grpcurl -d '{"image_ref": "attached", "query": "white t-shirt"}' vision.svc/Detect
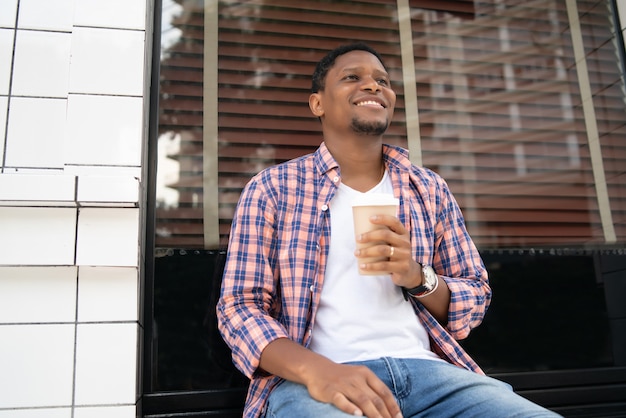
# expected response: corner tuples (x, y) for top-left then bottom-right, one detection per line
(310, 171), (442, 363)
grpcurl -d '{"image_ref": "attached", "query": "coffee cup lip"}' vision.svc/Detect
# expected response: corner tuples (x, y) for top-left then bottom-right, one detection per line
(351, 193), (399, 207)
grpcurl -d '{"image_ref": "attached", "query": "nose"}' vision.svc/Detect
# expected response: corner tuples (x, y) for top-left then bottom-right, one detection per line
(361, 75), (381, 92)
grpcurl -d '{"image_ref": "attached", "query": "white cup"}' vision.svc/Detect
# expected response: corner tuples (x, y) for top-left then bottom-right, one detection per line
(352, 193), (399, 275)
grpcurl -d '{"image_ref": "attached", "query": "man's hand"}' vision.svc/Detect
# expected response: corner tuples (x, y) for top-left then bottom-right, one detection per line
(354, 213), (421, 288)
(354, 214), (451, 323)
(260, 338), (402, 418)
(304, 359), (401, 418)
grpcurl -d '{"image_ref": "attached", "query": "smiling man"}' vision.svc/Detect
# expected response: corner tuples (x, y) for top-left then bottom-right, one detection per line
(217, 43), (561, 418)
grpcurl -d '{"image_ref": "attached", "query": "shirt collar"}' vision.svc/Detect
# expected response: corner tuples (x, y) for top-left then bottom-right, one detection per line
(313, 141), (414, 176)
(314, 142), (339, 176)
(382, 143), (413, 171)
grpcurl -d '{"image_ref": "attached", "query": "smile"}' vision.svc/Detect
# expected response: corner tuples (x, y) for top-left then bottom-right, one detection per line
(356, 100), (385, 108)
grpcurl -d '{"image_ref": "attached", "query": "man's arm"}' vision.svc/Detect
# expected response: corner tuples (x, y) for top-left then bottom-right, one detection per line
(354, 215), (451, 324)
(217, 178), (290, 378)
(260, 338), (402, 418)
(354, 176), (490, 331)
(433, 183), (491, 339)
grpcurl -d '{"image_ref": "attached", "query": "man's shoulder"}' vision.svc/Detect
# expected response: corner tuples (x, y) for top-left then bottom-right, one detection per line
(261, 151), (317, 176)
(383, 144), (446, 185)
(247, 150), (319, 190)
(410, 163), (444, 184)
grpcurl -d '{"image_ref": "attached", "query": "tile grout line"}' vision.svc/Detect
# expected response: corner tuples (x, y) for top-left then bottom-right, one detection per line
(71, 177), (80, 417)
(1, 0), (20, 173)
(70, 263), (79, 418)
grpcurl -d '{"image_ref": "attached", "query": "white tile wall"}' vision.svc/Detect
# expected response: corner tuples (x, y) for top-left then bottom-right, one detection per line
(0, 207), (76, 265)
(12, 30), (71, 97)
(0, 173), (75, 203)
(77, 175), (139, 205)
(0, 1), (150, 416)
(0, 0), (18, 28)
(75, 0), (146, 30)
(0, 324), (75, 408)
(66, 94), (143, 166)
(0, 96), (7, 164)
(17, 0), (75, 32)
(76, 208), (139, 266)
(0, 29), (13, 94)
(78, 267), (138, 322)
(74, 406), (135, 418)
(74, 323), (138, 405)
(69, 27), (145, 96)
(0, 267), (77, 323)
(65, 165), (142, 179)
(0, 408), (71, 418)
(5, 97), (67, 168)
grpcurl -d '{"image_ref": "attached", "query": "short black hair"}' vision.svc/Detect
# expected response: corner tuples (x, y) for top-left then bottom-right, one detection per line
(311, 43), (387, 93)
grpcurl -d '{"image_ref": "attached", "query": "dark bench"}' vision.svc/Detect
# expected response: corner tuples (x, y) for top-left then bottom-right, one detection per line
(494, 367), (626, 417)
(142, 388), (246, 417)
(142, 368), (626, 417)
(143, 251), (626, 417)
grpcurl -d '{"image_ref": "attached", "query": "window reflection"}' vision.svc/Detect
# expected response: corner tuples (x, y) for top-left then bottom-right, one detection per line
(147, 0), (626, 403)
(156, 0), (626, 250)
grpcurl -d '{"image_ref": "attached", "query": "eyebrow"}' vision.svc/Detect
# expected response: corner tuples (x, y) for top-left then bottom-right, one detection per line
(340, 67), (389, 77)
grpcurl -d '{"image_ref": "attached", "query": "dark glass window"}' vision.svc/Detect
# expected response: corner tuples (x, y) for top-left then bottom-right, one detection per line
(144, 0), (626, 416)
(463, 251), (612, 372)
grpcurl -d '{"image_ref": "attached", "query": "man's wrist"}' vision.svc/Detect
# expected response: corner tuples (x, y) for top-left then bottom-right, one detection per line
(403, 264), (438, 298)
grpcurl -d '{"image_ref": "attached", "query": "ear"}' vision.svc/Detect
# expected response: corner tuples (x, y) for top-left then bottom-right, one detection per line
(309, 93), (324, 117)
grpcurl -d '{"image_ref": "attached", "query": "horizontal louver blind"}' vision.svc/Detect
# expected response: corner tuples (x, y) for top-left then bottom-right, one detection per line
(408, 0), (625, 247)
(156, 0), (626, 249)
(158, 0), (405, 248)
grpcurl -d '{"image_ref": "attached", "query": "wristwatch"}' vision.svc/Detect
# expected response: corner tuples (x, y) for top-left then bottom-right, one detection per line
(404, 264), (438, 298)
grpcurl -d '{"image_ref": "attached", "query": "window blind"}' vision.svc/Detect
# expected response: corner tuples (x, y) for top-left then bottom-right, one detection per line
(156, 0), (626, 249)
(408, 0), (625, 247)
(158, 0), (406, 248)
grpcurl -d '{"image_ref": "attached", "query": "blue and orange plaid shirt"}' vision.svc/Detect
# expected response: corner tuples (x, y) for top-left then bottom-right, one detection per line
(217, 142), (491, 418)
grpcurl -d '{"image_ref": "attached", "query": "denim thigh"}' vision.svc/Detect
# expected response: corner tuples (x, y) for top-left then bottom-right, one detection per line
(347, 357), (562, 418)
(264, 379), (355, 418)
(265, 357), (562, 418)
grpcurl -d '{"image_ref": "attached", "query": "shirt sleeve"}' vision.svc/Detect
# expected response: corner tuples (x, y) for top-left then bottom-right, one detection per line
(216, 176), (290, 378)
(432, 177), (492, 341)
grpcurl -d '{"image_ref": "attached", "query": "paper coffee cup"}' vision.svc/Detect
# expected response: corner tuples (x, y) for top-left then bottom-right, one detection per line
(352, 193), (399, 275)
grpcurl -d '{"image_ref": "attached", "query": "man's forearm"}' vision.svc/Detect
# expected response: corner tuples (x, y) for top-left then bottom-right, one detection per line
(413, 275), (451, 324)
(259, 337), (332, 385)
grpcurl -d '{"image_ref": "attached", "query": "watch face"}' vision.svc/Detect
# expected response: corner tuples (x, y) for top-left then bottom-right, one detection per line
(422, 265), (437, 290)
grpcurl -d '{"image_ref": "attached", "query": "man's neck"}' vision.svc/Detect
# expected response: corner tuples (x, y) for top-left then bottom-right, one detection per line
(325, 136), (386, 192)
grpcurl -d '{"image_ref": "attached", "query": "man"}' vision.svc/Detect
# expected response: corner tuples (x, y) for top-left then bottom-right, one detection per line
(217, 43), (560, 418)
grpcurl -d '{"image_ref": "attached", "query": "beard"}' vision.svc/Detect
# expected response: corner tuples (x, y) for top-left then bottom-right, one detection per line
(350, 117), (388, 136)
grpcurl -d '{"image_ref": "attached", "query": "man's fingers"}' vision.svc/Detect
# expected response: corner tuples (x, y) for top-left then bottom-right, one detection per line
(330, 391), (364, 416)
(342, 371), (401, 418)
(368, 374), (403, 418)
(306, 363), (402, 418)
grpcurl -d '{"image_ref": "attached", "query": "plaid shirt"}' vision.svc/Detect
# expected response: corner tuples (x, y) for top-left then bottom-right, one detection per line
(217, 142), (491, 418)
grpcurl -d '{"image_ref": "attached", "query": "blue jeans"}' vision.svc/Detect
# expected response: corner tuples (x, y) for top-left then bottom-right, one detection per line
(265, 357), (562, 417)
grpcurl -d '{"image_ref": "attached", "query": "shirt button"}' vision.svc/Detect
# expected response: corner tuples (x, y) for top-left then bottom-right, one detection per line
(309, 285), (314, 292)
(321, 204), (328, 211)
(333, 176), (339, 183)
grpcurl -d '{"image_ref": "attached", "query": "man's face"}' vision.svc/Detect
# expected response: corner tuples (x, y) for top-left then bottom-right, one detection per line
(312, 50), (396, 136)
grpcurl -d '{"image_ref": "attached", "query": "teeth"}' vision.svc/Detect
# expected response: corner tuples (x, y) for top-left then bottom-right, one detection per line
(356, 100), (383, 107)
